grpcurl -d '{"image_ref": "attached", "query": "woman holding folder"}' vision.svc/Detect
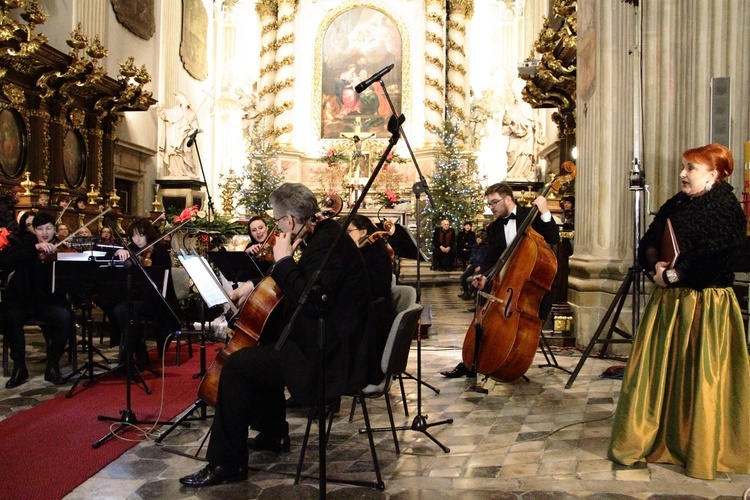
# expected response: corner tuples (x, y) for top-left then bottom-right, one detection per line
(608, 143), (750, 479)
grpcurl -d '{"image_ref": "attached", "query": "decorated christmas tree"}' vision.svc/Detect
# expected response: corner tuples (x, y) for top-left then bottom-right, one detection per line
(219, 120), (284, 217)
(420, 105), (486, 252)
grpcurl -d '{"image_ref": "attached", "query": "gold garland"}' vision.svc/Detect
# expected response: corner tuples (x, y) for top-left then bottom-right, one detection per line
(446, 82), (466, 98)
(446, 40), (466, 57)
(268, 100), (295, 117)
(447, 20), (466, 35)
(254, 0), (278, 18)
(446, 60), (466, 75)
(425, 11), (445, 27)
(260, 33), (295, 57)
(425, 31), (445, 49)
(424, 54), (444, 71)
(424, 76), (444, 93)
(258, 77), (295, 99)
(271, 124), (293, 137)
(447, 0), (475, 17)
(260, 55), (295, 77)
(423, 99), (444, 115)
(260, 21), (278, 36)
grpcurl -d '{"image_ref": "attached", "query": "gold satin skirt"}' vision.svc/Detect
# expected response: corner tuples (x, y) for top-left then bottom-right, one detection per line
(608, 286), (750, 479)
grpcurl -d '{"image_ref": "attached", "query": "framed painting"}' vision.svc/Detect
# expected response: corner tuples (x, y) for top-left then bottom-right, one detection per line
(63, 129), (86, 188)
(0, 107), (27, 178)
(319, 6), (403, 139)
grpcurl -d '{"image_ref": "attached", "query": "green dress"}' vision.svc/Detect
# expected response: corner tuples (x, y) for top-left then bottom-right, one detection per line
(608, 182), (750, 479)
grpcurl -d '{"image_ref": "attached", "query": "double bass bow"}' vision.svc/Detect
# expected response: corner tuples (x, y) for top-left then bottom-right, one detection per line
(197, 193), (343, 407)
(462, 163), (577, 382)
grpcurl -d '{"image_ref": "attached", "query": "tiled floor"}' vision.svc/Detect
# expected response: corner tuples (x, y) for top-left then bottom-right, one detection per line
(3, 269), (750, 499)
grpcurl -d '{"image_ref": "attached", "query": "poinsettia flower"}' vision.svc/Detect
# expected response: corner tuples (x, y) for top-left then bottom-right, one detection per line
(174, 205), (199, 223)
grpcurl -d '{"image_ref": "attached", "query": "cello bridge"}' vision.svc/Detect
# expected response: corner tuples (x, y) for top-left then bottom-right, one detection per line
(477, 290), (504, 304)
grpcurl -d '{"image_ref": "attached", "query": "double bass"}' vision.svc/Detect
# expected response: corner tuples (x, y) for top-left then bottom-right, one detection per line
(197, 194), (343, 407)
(462, 163), (577, 382)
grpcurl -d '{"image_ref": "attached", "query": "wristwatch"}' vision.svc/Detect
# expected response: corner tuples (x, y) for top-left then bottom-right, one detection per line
(664, 268), (679, 285)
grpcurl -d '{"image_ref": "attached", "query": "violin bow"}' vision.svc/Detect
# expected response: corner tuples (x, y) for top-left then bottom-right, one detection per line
(52, 207), (112, 251)
(55, 198), (73, 226)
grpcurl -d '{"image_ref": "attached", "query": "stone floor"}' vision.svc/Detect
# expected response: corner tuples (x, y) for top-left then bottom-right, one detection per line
(3, 265), (750, 499)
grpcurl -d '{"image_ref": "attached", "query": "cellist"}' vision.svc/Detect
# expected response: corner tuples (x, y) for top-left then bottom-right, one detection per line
(440, 182), (559, 378)
(180, 183), (372, 488)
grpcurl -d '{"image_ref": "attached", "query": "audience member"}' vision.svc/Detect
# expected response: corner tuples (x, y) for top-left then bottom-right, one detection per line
(432, 219), (456, 271)
(457, 229), (487, 300)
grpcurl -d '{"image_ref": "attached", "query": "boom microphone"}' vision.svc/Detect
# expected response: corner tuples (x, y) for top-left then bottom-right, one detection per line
(355, 64), (395, 93)
(186, 129), (199, 147)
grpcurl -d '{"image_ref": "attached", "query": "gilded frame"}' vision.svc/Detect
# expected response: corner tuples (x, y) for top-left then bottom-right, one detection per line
(314, 0), (410, 143)
(62, 128), (86, 188)
(0, 105), (28, 179)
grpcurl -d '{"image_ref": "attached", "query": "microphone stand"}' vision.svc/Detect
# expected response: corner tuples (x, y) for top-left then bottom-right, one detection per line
(366, 76), (452, 452)
(279, 113), (404, 496)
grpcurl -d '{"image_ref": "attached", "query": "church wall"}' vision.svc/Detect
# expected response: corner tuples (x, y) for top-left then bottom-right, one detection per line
(571, 0), (750, 350)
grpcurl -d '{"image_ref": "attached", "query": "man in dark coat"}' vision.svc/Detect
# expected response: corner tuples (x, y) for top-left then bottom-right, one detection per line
(180, 183), (372, 487)
(440, 182), (559, 378)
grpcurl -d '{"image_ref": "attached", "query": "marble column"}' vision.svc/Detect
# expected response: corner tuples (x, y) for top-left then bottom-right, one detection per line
(570, 0), (750, 350)
(423, 0), (446, 144)
(446, 0), (473, 135)
(256, 0), (279, 139)
(270, 0), (298, 144)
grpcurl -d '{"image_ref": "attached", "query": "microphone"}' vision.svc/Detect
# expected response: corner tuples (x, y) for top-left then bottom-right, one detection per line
(355, 64), (394, 93)
(186, 129), (199, 147)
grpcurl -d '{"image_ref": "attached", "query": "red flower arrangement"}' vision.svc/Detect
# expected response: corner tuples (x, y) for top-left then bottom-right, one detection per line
(174, 205), (199, 223)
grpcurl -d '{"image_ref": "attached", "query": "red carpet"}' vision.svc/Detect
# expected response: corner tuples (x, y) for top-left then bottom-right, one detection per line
(0, 348), (213, 500)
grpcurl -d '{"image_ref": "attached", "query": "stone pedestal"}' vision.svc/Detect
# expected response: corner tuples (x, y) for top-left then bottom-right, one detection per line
(156, 178), (206, 215)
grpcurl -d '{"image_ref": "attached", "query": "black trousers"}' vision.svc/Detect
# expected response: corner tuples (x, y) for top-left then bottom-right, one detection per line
(206, 344), (287, 468)
(2, 301), (75, 364)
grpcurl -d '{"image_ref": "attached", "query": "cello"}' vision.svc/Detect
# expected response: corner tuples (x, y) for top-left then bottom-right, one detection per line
(197, 194), (343, 407)
(462, 163), (577, 382)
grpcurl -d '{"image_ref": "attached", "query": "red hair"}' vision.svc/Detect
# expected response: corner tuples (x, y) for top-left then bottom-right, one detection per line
(682, 143), (734, 181)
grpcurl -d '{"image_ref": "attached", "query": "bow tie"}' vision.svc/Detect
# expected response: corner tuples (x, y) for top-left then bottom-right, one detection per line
(501, 213), (517, 225)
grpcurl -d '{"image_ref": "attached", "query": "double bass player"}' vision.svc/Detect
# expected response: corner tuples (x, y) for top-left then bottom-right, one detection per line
(440, 182), (559, 378)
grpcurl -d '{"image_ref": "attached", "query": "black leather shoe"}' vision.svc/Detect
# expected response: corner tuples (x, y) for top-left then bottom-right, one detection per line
(44, 363), (65, 385)
(440, 362), (476, 378)
(179, 464), (248, 488)
(5, 363), (29, 389)
(248, 433), (291, 453)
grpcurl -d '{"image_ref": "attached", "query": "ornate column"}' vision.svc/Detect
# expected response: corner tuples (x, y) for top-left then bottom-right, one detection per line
(270, 0), (298, 144)
(256, 0), (279, 139)
(423, 0), (446, 144)
(446, 0), (473, 137)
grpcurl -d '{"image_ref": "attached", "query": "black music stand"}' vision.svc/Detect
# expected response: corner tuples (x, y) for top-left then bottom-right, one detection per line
(53, 258), (114, 398)
(93, 258), (180, 449)
(155, 252), (237, 446)
(208, 251), (267, 287)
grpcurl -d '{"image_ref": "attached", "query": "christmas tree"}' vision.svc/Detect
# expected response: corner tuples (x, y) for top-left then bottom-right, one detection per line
(420, 105), (486, 252)
(219, 120), (284, 217)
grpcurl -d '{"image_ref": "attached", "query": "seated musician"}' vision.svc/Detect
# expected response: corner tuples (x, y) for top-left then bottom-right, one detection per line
(0, 212), (76, 388)
(241, 215), (272, 281)
(346, 214), (396, 382)
(440, 182), (559, 378)
(99, 218), (180, 367)
(180, 183), (373, 487)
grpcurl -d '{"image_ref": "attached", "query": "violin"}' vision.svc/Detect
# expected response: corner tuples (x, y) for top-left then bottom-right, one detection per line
(38, 208), (112, 262)
(139, 247), (153, 267)
(253, 231), (279, 263)
(357, 219), (396, 248)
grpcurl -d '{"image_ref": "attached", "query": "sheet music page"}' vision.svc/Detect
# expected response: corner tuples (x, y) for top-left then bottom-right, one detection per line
(178, 254), (238, 312)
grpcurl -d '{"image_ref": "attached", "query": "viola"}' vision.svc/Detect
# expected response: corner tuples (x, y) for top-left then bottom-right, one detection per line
(462, 162), (577, 382)
(197, 193), (343, 407)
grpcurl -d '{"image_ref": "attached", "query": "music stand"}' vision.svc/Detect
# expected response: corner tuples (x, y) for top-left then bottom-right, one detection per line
(155, 252), (237, 446)
(52, 257), (115, 398)
(93, 257), (181, 449)
(207, 251), (267, 287)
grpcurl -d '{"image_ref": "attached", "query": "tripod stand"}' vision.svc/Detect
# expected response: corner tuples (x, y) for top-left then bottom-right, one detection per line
(380, 182), (453, 453)
(93, 258), (177, 448)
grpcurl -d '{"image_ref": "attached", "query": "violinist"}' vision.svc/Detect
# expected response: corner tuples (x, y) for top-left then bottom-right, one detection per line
(242, 215), (272, 280)
(440, 182), (559, 378)
(0, 212), (76, 388)
(99, 218), (180, 367)
(181, 183), (372, 488)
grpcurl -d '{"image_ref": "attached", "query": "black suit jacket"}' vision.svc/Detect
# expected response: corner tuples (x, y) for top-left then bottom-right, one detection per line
(480, 204), (560, 275)
(271, 218), (371, 404)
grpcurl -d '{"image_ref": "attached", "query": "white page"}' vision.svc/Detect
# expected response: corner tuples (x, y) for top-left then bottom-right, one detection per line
(178, 254), (238, 312)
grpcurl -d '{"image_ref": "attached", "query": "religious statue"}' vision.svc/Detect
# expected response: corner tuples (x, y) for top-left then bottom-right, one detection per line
(502, 80), (546, 181)
(347, 132), (375, 179)
(156, 91), (201, 178)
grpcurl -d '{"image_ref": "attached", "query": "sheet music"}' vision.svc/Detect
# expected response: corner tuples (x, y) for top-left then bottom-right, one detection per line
(178, 254), (238, 312)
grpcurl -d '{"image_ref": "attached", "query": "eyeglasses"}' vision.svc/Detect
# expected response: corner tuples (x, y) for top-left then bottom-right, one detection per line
(273, 214), (288, 224)
(347, 228), (360, 234)
(487, 198), (503, 207)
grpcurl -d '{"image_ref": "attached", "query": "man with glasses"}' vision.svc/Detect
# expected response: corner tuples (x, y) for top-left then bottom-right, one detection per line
(440, 182), (559, 378)
(180, 183), (372, 487)
(0, 212), (76, 388)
